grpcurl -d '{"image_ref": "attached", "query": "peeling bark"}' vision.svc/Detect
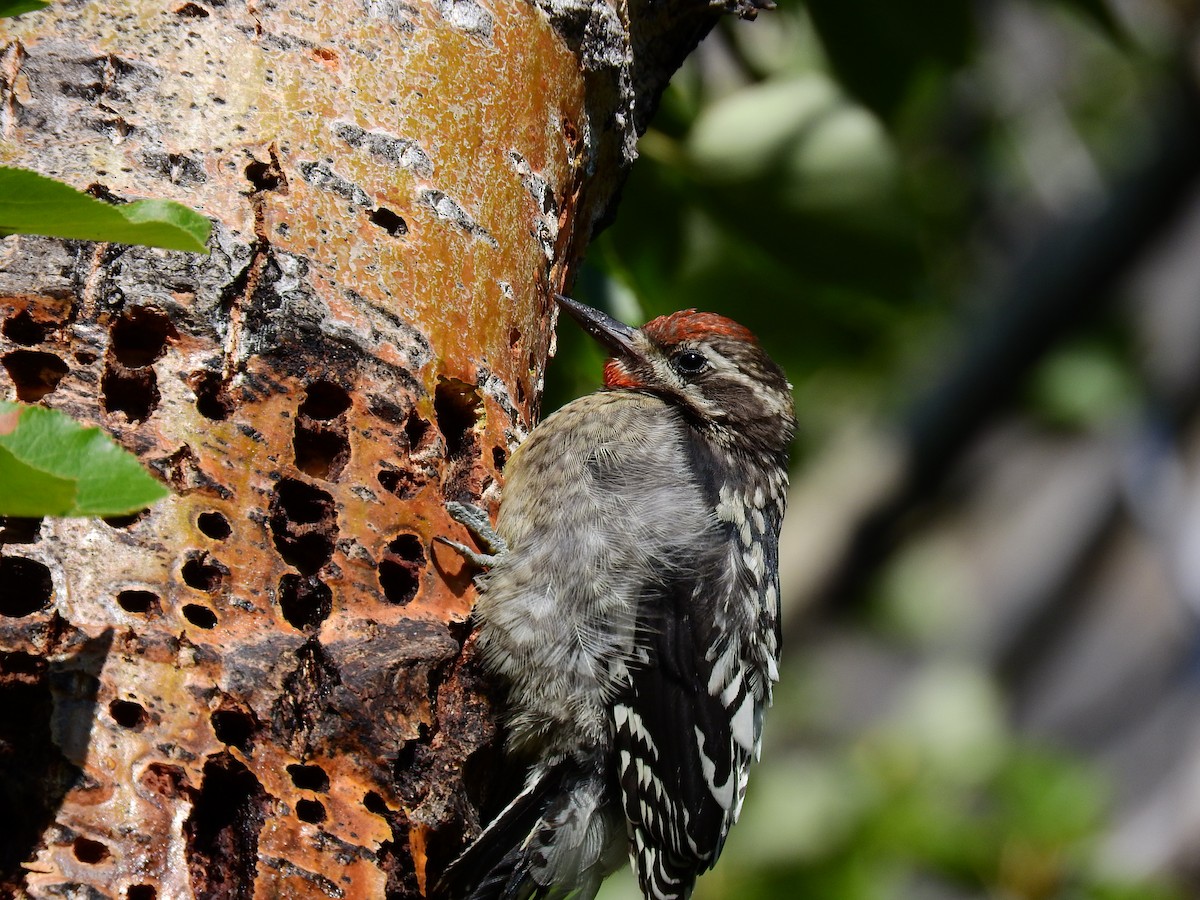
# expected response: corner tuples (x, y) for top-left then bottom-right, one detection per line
(0, 0), (757, 895)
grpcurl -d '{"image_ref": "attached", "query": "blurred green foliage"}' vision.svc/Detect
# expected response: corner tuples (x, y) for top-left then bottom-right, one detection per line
(706, 666), (1182, 900)
(581, 0), (1186, 897)
(553, 0), (1163, 448)
(601, 664), (1183, 900)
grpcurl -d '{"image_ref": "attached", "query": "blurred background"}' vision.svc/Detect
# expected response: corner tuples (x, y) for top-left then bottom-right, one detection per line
(551, 0), (1200, 896)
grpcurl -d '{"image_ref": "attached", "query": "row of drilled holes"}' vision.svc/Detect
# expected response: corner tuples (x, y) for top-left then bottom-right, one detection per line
(0, 520), (423, 627)
(3, 301), (508, 486)
(1, 330), (458, 628)
(0, 525), (420, 628)
(1, 305), (176, 422)
(177, 378), (436, 629)
(67, 834), (157, 899)
(0, 509), (232, 620)
(3, 298), (499, 872)
(4, 303), (496, 503)
(101, 698), (333, 828)
(3, 317), (493, 636)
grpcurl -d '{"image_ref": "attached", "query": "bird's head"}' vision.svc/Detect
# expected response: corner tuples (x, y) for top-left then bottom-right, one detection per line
(555, 295), (796, 456)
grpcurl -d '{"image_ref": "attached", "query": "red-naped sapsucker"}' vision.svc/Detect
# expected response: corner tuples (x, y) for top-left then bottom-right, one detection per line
(436, 295), (795, 900)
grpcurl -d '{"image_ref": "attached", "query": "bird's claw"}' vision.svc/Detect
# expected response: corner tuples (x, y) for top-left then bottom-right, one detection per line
(440, 501), (507, 569)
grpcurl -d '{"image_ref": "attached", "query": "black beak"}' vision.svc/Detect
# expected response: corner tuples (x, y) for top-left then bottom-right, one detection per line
(554, 295), (641, 360)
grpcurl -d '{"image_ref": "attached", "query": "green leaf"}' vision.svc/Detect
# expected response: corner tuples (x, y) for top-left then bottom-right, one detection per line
(0, 444), (78, 517)
(0, 401), (169, 517)
(0, 0), (49, 17)
(0, 166), (211, 253)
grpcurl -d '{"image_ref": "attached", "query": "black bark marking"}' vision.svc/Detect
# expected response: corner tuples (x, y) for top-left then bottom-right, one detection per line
(273, 639), (341, 753)
(184, 753), (270, 900)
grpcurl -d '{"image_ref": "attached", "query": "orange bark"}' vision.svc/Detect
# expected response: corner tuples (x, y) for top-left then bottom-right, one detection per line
(0, 0), (745, 895)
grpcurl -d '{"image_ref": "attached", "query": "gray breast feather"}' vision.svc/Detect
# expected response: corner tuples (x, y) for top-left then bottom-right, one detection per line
(474, 392), (714, 758)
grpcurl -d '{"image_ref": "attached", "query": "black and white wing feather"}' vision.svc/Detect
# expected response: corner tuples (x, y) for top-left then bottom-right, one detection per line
(612, 588), (766, 899)
(612, 446), (786, 900)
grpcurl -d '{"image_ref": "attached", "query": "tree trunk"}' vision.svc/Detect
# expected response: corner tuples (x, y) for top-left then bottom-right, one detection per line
(0, 0), (742, 896)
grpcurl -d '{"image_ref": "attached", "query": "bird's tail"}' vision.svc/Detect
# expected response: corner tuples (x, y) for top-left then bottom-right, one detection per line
(432, 758), (624, 900)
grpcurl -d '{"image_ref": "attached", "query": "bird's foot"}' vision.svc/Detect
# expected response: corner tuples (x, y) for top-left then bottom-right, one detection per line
(436, 501), (506, 569)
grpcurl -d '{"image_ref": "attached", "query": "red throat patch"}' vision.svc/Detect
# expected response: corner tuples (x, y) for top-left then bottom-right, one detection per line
(603, 358), (639, 389)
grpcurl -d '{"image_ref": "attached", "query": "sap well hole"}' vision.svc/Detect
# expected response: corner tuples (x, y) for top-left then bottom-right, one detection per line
(273, 479), (334, 525)
(269, 479), (336, 574)
(117, 590), (160, 614)
(110, 306), (177, 368)
(244, 159), (284, 192)
(103, 510), (148, 529)
(293, 422), (349, 481)
(379, 534), (424, 606)
(109, 699), (148, 730)
(101, 366), (159, 423)
(287, 763), (330, 792)
(0, 557), (53, 617)
(197, 511), (231, 540)
(434, 379), (481, 459)
(191, 370), (234, 421)
(278, 573), (332, 630)
(182, 604), (218, 629)
(2, 350), (69, 401)
(181, 552), (228, 593)
(0, 517), (42, 545)
(2, 310), (50, 345)
(295, 799), (327, 823)
(298, 381), (351, 420)
(369, 207), (408, 236)
(404, 409), (430, 450)
(211, 708), (255, 748)
(72, 836), (111, 864)
(377, 466), (418, 499)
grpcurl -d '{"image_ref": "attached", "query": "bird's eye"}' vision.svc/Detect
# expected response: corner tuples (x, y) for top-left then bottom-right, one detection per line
(672, 350), (708, 375)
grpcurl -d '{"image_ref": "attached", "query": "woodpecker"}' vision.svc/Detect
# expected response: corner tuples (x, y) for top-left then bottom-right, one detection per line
(436, 295), (795, 900)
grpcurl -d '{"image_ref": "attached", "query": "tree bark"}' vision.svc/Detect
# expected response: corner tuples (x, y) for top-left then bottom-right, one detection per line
(0, 0), (746, 897)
